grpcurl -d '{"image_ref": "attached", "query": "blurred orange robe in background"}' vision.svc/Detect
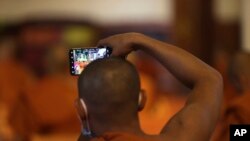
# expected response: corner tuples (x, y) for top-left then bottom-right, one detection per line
(1, 60), (81, 139)
(24, 75), (81, 134)
(138, 72), (186, 135)
(0, 60), (35, 139)
(212, 92), (250, 141)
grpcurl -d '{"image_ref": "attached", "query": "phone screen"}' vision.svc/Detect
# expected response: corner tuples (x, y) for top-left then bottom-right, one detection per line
(69, 47), (112, 75)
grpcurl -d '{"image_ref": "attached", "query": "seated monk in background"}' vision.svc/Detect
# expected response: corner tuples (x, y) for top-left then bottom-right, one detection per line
(0, 33), (36, 140)
(133, 57), (188, 134)
(7, 44), (81, 140)
(212, 51), (250, 141)
(24, 44), (81, 134)
(76, 33), (223, 141)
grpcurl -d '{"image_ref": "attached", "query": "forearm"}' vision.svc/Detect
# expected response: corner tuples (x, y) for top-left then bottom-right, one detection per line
(131, 33), (221, 89)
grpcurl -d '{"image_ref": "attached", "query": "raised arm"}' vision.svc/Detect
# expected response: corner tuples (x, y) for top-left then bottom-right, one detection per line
(98, 33), (223, 141)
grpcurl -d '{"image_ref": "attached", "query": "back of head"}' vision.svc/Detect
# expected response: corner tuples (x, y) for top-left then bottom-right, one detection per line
(78, 57), (140, 125)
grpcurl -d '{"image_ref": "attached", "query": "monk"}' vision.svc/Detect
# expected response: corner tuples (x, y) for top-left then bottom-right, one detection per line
(0, 34), (36, 140)
(5, 44), (81, 140)
(23, 44), (81, 134)
(127, 51), (188, 134)
(212, 51), (250, 141)
(76, 33), (223, 141)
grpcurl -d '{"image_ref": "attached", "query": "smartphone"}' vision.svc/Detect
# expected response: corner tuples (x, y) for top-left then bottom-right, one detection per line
(69, 47), (112, 75)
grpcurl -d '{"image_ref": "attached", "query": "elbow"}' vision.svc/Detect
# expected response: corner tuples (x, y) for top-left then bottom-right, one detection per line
(209, 68), (223, 87)
(207, 69), (224, 122)
(205, 68), (224, 98)
(196, 66), (224, 88)
(197, 66), (224, 94)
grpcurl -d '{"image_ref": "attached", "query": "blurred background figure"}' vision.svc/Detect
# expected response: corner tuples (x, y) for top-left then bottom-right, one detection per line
(212, 51), (250, 141)
(228, 52), (250, 95)
(0, 25), (36, 141)
(11, 43), (81, 139)
(0, 0), (250, 140)
(128, 52), (188, 134)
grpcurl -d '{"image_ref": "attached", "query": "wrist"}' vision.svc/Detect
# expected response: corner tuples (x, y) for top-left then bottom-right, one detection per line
(128, 32), (147, 51)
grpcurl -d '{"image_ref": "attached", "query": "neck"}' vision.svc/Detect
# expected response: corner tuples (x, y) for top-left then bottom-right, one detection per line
(78, 133), (90, 141)
(90, 118), (144, 137)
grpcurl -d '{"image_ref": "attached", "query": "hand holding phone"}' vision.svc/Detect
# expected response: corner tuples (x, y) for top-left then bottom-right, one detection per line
(69, 47), (112, 75)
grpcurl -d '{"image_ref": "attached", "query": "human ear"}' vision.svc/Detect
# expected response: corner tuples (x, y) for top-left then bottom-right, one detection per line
(75, 98), (88, 121)
(75, 98), (93, 136)
(138, 90), (146, 111)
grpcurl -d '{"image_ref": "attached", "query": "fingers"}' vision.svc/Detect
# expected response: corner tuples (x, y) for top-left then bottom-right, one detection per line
(96, 33), (135, 58)
(97, 38), (119, 57)
(97, 36), (114, 48)
(97, 39), (109, 48)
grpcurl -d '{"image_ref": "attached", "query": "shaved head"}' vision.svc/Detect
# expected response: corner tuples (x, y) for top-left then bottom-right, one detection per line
(78, 57), (140, 125)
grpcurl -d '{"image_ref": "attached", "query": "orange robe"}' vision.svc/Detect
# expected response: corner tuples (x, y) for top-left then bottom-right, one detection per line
(80, 132), (152, 141)
(24, 75), (81, 133)
(138, 72), (186, 134)
(0, 60), (34, 108)
(0, 60), (35, 139)
(212, 93), (250, 141)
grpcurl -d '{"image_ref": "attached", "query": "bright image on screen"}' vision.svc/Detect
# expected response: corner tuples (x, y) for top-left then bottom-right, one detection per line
(72, 48), (107, 74)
